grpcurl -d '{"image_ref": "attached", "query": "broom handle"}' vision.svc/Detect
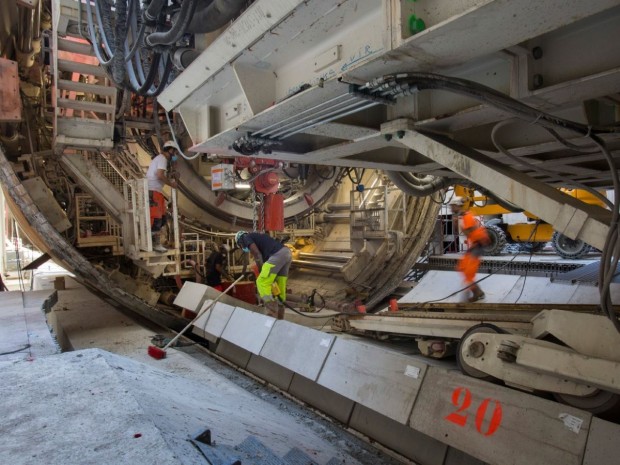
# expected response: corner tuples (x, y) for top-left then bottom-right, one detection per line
(163, 275), (245, 351)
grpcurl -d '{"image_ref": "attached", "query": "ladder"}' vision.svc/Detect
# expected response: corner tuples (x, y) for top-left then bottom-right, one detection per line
(52, 0), (116, 153)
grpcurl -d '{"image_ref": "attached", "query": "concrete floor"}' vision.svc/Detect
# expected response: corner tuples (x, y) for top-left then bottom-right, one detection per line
(0, 274), (407, 465)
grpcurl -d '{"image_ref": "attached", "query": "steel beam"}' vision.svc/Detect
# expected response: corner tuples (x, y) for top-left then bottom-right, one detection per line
(383, 119), (612, 250)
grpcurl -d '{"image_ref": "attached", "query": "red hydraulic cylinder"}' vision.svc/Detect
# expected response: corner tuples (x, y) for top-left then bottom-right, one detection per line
(261, 193), (284, 231)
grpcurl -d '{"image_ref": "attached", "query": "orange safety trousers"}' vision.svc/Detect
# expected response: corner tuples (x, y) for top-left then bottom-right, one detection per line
(456, 252), (480, 286)
(149, 191), (166, 226)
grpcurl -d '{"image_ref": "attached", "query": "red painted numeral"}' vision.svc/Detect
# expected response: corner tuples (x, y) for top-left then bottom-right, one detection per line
(445, 387), (503, 437)
(475, 398), (503, 436)
(445, 386), (471, 427)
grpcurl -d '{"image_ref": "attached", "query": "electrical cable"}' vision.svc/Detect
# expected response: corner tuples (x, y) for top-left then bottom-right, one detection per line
(164, 111), (200, 160)
(367, 73), (618, 136)
(0, 344), (31, 356)
(491, 120), (613, 208)
(278, 296), (351, 319)
(346, 168), (364, 185)
(589, 135), (620, 330)
(313, 165), (336, 181)
(513, 223), (540, 303)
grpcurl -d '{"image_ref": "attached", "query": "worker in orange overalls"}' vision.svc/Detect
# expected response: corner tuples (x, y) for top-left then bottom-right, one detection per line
(450, 196), (490, 302)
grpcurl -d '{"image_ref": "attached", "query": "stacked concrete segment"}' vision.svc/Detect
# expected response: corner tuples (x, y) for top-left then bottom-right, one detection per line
(180, 283), (620, 465)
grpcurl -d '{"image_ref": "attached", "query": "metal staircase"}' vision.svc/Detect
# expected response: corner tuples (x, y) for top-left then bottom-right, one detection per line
(52, 0), (116, 153)
(123, 179), (181, 277)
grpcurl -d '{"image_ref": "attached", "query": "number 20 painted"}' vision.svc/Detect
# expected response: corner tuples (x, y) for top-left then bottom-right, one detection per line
(445, 387), (503, 436)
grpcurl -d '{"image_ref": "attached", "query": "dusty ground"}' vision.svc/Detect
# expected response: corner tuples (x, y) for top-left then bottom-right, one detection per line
(178, 343), (409, 465)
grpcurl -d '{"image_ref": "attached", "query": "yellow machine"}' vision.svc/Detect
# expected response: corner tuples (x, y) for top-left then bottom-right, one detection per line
(454, 186), (607, 258)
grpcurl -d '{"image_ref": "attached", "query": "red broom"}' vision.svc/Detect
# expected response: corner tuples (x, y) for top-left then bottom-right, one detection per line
(148, 275), (244, 359)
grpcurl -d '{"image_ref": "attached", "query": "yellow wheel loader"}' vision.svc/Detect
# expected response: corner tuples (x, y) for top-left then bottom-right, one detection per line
(454, 186), (607, 258)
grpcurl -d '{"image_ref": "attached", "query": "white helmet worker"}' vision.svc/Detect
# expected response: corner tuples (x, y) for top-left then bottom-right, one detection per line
(162, 141), (179, 151)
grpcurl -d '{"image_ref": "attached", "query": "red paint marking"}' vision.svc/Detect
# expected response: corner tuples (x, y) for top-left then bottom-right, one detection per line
(445, 386), (471, 427)
(475, 398), (503, 436)
(445, 387), (503, 436)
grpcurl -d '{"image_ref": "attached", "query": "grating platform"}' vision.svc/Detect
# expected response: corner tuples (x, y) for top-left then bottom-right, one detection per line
(419, 253), (593, 279)
(551, 260), (620, 285)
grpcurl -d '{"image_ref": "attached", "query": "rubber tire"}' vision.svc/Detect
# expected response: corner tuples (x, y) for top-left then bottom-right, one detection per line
(456, 323), (507, 381)
(551, 231), (589, 259)
(554, 390), (620, 415)
(482, 225), (507, 256)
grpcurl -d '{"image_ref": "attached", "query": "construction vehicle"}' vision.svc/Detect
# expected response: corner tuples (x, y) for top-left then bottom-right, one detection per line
(454, 186), (608, 258)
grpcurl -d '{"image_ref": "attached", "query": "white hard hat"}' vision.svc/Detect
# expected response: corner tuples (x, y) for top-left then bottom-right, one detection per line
(450, 196), (466, 207)
(162, 141), (179, 151)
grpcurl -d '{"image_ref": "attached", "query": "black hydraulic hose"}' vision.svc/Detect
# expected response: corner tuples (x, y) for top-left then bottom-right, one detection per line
(125, 0), (147, 61)
(95, 0), (114, 59)
(146, 0), (199, 46)
(84, 0), (113, 65)
(140, 54), (174, 97)
(112, 0), (128, 84)
(476, 186), (524, 213)
(131, 51), (172, 96)
(387, 171), (453, 197)
(368, 73), (619, 136)
(186, 0), (245, 34)
(144, 0), (167, 22)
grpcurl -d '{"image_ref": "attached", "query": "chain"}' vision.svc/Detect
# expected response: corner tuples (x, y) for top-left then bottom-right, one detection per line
(259, 193), (265, 233)
(251, 184), (257, 232)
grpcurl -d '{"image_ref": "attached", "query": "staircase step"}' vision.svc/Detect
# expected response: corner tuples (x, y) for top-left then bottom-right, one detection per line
(57, 117), (114, 140)
(57, 37), (94, 56)
(55, 134), (114, 151)
(57, 98), (115, 114)
(58, 79), (117, 97)
(57, 59), (107, 78)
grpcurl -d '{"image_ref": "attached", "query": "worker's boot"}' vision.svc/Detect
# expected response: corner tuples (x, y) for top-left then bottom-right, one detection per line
(264, 299), (279, 318)
(276, 301), (285, 320)
(468, 285), (485, 303)
(152, 234), (168, 253)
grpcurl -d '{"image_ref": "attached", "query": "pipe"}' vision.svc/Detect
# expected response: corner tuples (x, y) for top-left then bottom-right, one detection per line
(186, 0), (246, 34)
(31, 0), (42, 53)
(16, 0), (38, 68)
(324, 203), (350, 212)
(146, 0), (199, 47)
(297, 252), (351, 263)
(315, 212), (350, 223)
(172, 48), (201, 70)
(17, 4), (34, 52)
(387, 171), (453, 197)
(292, 259), (343, 271)
(144, 0), (167, 22)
